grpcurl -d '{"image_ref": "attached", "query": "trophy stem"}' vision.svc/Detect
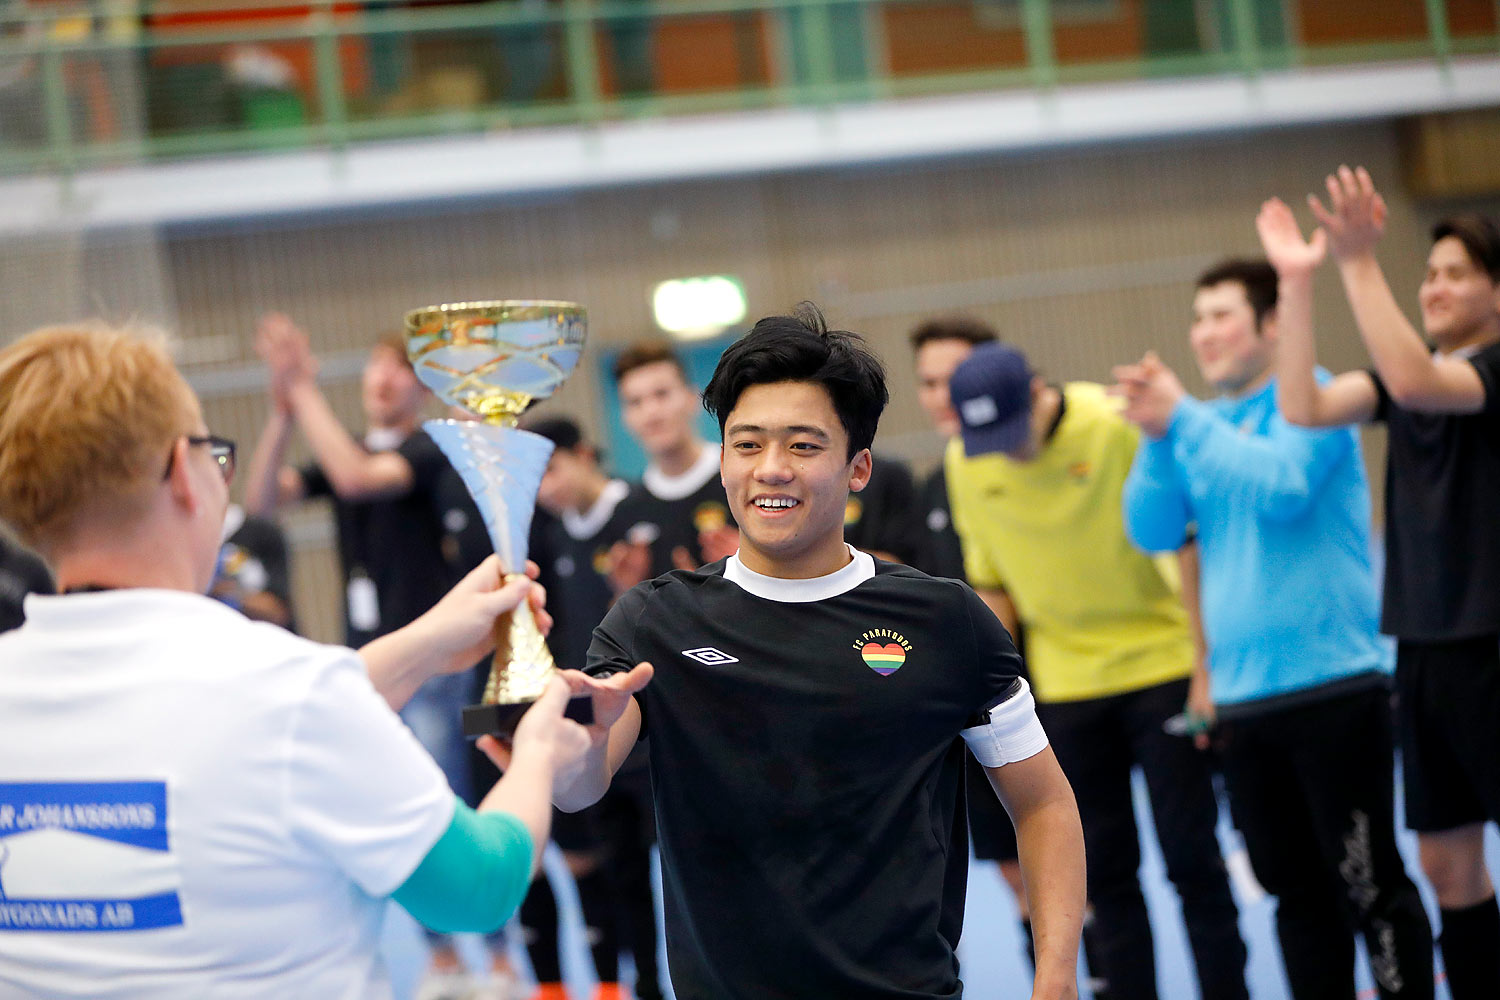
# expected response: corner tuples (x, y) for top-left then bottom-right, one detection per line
(484, 579), (555, 706)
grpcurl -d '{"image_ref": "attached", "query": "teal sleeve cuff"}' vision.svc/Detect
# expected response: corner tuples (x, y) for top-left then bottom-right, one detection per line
(390, 797), (534, 934)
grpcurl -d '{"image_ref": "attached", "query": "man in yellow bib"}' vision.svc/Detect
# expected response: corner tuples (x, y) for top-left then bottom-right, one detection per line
(945, 343), (1246, 1000)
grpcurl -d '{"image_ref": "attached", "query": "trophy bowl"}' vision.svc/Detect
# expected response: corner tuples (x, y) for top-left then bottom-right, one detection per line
(404, 300), (593, 736)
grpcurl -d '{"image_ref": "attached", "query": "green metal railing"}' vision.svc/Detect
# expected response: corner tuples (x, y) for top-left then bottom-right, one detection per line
(0, 0), (1493, 176)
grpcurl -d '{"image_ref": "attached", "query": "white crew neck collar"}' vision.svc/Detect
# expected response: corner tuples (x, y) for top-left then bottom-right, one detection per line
(562, 479), (630, 541)
(364, 427), (407, 452)
(723, 545), (875, 603)
(642, 444), (720, 501)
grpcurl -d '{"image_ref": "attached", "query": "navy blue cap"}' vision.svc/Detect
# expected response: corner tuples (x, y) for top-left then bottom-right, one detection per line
(949, 343), (1034, 457)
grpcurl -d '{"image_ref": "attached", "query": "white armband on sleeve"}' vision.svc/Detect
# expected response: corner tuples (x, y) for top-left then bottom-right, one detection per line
(961, 678), (1049, 768)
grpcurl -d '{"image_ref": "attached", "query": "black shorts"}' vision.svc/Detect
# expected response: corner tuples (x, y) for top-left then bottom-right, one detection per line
(1395, 635), (1500, 833)
(964, 752), (1019, 862)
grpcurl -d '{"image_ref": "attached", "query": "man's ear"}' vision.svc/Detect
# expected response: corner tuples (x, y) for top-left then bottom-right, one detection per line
(1259, 306), (1280, 342)
(848, 449), (874, 494)
(164, 437), (200, 516)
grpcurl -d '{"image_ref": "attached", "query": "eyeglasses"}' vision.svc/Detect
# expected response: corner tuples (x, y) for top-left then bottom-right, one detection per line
(162, 434), (237, 484)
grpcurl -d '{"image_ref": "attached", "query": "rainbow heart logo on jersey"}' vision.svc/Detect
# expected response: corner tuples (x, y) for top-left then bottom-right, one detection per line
(852, 628), (912, 676)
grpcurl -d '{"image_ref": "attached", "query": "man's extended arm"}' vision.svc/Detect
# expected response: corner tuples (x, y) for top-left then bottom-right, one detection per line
(1256, 196), (1380, 428)
(1310, 166), (1487, 413)
(987, 749), (1085, 1000)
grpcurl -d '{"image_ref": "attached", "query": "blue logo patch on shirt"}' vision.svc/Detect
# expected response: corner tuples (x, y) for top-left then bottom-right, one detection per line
(0, 781), (182, 932)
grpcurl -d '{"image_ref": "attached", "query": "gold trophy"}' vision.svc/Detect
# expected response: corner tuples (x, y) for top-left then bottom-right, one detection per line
(405, 300), (592, 736)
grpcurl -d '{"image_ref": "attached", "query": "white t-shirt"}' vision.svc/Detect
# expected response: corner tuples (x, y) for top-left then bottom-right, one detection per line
(0, 589), (454, 999)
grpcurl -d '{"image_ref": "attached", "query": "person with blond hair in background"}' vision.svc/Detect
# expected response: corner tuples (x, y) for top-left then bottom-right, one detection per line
(0, 321), (600, 998)
(1260, 166), (1500, 999)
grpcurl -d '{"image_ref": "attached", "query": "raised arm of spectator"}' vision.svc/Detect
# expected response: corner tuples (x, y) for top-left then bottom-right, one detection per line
(1310, 166), (1487, 413)
(264, 313), (418, 500)
(244, 319), (314, 515)
(1115, 366), (1192, 552)
(1256, 196), (1380, 427)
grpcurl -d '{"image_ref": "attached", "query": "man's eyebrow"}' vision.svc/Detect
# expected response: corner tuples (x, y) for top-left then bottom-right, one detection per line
(726, 422), (831, 440)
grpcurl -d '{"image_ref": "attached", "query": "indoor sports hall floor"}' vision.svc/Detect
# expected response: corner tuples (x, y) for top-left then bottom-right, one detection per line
(382, 769), (1500, 999)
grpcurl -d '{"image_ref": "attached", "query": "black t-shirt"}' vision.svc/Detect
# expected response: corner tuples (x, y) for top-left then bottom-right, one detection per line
(531, 480), (634, 671)
(214, 511), (297, 632)
(300, 429), (459, 646)
(586, 557), (1022, 999)
(1371, 340), (1500, 640)
(0, 533), (52, 633)
(913, 465), (967, 581)
(610, 451), (735, 578)
(844, 454), (920, 565)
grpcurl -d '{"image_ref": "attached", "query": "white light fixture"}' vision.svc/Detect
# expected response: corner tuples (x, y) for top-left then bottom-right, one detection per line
(652, 276), (748, 341)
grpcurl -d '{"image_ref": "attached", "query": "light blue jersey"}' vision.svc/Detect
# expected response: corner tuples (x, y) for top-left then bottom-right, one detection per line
(1123, 375), (1389, 713)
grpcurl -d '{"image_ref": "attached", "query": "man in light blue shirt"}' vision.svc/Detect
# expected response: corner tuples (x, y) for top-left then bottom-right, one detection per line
(1115, 259), (1434, 1000)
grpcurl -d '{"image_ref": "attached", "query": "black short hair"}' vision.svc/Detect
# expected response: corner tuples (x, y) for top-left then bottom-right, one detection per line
(702, 303), (887, 460)
(1433, 215), (1500, 283)
(1195, 258), (1279, 328)
(908, 316), (999, 351)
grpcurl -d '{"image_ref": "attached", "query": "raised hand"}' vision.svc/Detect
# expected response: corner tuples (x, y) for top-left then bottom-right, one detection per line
(1307, 165), (1387, 262)
(1256, 197), (1327, 276)
(1110, 351), (1184, 439)
(255, 312), (319, 412)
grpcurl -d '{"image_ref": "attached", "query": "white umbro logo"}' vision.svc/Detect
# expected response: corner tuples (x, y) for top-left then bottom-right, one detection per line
(681, 647), (740, 666)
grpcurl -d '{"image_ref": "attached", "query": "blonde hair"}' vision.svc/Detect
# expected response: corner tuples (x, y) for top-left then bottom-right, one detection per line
(0, 322), (198, 554)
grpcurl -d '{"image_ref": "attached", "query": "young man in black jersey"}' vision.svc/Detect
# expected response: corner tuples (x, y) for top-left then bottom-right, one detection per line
(605, 341), (737, 592)
(557, 306), (1086, 999)
(1261, 167), (1500, 999)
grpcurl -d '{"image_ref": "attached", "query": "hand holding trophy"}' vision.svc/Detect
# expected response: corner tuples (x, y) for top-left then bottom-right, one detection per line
(405, 300), (593, 736)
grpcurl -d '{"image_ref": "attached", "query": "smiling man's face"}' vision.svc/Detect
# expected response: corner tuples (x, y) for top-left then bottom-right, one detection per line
(721, 380), (870, 579)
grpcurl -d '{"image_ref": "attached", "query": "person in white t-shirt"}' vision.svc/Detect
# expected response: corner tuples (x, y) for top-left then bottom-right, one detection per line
(0, 322), (636, 999)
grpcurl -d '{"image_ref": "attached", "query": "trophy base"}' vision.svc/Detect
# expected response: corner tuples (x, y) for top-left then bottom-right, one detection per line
(463, 695), (595, 738)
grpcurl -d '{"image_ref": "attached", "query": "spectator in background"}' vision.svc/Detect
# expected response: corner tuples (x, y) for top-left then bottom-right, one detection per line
(1117, 257), (1434, 999)
(0, 320), (589, 996)
(211, 503), (296, 630)
(946, 342), (1248, 1000)
(242, 313), (489, 1000)
(841, 453), (919, 565)
(1264, 167), (1500, 1000)
(606, 341), (736, 592)
(0, 526), (52, 632)
(907, 315), (1040, 969)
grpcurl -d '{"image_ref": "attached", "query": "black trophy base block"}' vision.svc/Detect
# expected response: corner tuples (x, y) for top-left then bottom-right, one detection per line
(463, 695), (595, 738)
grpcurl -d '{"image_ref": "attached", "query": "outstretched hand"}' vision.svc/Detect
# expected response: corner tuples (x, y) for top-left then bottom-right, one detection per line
(1307, 165), (1387, 263)
(1256, 197), (1327, 276)
(558, 663), (654, 750)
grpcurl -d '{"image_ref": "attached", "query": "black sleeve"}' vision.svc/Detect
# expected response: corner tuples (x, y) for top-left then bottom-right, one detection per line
(398, 431), (451, 495)
(585, 583), (647, 679)
(299, 462), (331, 499)
(1468, 342), (1500, 415)
(959, 582), (1024, 713)
(585, 583), (651, 734)
(1365, 368), (1391, 423)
